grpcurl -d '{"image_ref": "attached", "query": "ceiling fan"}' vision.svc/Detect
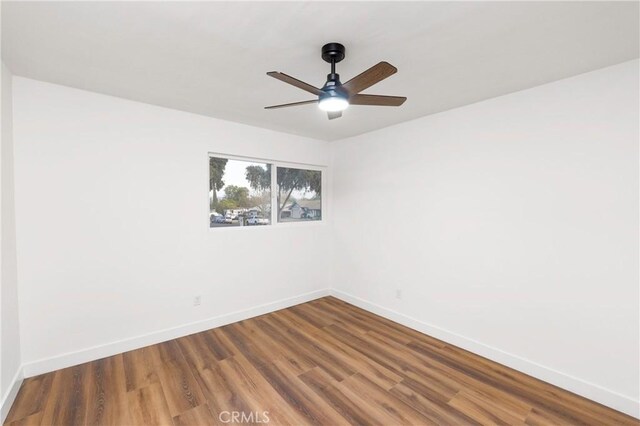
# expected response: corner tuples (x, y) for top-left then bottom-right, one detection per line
(265, 43), (406, 120)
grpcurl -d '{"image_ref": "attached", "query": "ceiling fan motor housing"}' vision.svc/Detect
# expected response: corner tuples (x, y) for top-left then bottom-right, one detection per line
(322, 72), (344, 94)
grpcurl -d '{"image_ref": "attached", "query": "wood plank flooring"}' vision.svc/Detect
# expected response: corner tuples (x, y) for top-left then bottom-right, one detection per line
(5, 297), (638, 425)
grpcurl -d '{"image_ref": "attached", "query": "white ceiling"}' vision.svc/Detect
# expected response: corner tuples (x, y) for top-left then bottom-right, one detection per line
(2, 1), (638, 141)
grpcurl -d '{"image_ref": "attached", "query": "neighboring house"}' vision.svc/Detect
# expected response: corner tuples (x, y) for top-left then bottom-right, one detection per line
(289, 200), (321, 219)
(280, 208), (292, 219)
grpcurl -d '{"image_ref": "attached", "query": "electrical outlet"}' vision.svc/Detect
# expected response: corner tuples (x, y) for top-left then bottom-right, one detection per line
(396, 289), (402, 299)
(193, 295), (201, 306)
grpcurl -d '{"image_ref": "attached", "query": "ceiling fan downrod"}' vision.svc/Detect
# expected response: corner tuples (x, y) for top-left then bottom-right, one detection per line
(321, 42), (345, 90)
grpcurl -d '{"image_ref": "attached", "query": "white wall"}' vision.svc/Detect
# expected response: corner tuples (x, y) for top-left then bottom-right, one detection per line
(1, 61), (22, 419)
(11, 77), (331, 374)
(331, 60), (639, 416)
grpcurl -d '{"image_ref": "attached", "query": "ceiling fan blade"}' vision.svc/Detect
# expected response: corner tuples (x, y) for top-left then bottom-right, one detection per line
(267, 72), (323, 96)
(327, 111), (342, 120)
(341, 62), (398, 95)
(264, 100), (318, 109)
(349, 94), (406, 106)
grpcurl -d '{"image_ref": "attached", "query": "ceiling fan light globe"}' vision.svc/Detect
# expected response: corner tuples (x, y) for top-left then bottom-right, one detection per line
(318, 96), (349, 112)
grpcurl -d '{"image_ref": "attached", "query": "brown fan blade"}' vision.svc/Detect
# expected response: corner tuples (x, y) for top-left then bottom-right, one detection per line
(264, 100), (318, 110)
(341, 62), (398, 95)
(327, 111), (342, 120)
(267, 72), (323, 96)
(349, 94), (406, 106)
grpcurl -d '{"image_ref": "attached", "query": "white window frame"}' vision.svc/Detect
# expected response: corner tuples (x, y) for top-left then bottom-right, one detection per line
(208, 152), (327, 231)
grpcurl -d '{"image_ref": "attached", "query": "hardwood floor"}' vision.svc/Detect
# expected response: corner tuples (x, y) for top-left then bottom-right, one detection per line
(5, 297), (638, 426)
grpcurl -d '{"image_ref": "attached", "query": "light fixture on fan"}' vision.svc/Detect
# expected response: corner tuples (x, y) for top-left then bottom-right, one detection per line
(265, 43), (406, 120)
(318, 95), (349, 112)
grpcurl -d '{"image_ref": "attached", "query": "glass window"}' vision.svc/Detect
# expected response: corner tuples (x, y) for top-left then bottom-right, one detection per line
(209, 157), (271, 227)
(276, 167), (322, 222)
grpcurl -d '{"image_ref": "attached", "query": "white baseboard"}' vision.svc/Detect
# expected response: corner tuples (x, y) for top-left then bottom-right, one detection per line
(22, 289), (330, 378)
(1, 367), (23, 424)
(330, 289), (640, 419)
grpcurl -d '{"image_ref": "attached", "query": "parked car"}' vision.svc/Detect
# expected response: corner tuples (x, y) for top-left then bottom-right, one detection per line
(247, 216), (269, 225)
(224, 215), (233, 224)
(213, 216), (226, 224)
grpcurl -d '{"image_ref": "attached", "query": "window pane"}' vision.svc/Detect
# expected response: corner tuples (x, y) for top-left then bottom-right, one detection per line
(209, 157), (271, 228)
(277, 167), (322, 222)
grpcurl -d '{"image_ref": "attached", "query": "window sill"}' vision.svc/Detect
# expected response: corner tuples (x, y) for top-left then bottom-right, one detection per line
(208, 221), (326, 232)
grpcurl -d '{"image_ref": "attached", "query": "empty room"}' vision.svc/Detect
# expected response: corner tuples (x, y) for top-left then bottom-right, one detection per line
(1, 1), (638, 425)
